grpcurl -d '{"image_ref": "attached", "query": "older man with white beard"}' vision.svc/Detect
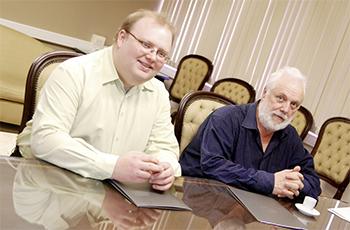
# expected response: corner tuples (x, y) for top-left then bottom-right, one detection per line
(179, 66), (321, 201)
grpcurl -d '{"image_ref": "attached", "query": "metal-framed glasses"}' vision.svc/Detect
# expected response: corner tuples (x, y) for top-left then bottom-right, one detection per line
(125, 30), (169, 62)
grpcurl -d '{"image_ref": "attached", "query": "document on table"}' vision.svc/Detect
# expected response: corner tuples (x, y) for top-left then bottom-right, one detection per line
(227, 186), (306, 229)
(328, 207), (350, 222)
(107, 179), (192, 211)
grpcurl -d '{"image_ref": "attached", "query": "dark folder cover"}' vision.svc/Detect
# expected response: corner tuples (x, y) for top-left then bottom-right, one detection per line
(227, 186), (306, 229)
(108, 179), (192, 211)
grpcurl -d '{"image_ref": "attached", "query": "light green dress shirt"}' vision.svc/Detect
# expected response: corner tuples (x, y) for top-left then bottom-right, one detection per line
(17, 46), (181, 179)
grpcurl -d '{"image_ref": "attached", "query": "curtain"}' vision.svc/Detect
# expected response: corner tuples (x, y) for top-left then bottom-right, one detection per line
(161, 0), (350, 132)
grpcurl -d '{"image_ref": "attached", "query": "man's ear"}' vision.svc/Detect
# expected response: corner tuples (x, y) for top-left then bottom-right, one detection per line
(115, 30), (127, 48)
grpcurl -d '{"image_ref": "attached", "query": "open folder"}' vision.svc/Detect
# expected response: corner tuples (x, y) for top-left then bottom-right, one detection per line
(227, 186), (306, 229)
(107, 179), (192, 211)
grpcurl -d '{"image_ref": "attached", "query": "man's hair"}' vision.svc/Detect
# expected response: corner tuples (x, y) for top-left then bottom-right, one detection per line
(116, 9), (176, 44)
(265, 66), (307, 96)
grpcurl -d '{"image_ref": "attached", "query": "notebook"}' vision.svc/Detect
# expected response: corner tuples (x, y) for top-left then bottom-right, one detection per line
(107, 179), (192, 211)
(227, 186), (306, 229)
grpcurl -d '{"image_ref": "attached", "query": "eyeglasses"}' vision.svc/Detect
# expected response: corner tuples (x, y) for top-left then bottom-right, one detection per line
(125, 30), (170, 62)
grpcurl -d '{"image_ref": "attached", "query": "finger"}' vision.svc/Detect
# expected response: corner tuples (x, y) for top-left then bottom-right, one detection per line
(150, 167), (171, 180)
(285, 172), (304, 181)
(135, 169), (153, 181)
(141, 162), (163, 173)
(140, 155), (159, 164)
(151, 177), (173, 188)
(152, 182), (172, 191)
(292, 165), (301, 172)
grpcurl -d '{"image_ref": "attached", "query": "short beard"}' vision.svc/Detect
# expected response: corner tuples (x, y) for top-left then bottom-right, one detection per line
(258, 101), (293, 132)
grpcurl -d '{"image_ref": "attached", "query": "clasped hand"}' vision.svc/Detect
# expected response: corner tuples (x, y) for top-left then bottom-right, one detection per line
(273, 166), (304, 199)
(113, 152), (175, 191)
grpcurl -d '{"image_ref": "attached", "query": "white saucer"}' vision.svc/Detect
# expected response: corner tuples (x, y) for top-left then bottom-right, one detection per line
(295, 203), (320, 217)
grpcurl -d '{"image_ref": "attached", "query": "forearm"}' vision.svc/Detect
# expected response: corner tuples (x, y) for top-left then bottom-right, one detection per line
(201, 157), (274, 194)
(31, 125), (117, 179)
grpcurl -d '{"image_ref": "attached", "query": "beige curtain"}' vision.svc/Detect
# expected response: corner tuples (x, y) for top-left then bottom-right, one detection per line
(161, 0), (350, 132)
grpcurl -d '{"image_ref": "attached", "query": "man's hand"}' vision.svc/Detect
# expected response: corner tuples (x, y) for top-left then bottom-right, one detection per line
(149, 162), (175, 191)
(273, 166), (304, 199)
(112, 152), (163, 183)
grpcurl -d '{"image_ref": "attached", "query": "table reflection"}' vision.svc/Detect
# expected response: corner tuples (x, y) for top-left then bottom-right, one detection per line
(182, 179), (255, 229)
(12, 161), (161, 230)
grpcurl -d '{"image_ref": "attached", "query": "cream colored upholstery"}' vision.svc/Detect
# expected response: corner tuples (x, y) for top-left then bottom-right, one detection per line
(311, 117), (350, 200)
(0, 25), (53, 126)
(290, 105), (314, 140)
(174, 91), (235, 153)
(169, 54), (213, 103)
(210, 78), (255, 105)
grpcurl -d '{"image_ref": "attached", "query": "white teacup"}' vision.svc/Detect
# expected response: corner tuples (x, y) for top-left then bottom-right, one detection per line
(302, 196), (317, 210)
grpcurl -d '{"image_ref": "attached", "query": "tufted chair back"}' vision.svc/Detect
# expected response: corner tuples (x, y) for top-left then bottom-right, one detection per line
(291, 105), (314, 140)
(11, 51), (82, 157)
(169, 54), (213, 103)
(210, 78), (255, 105)
(311, 117), (350, 200)
(174, 91), (235, 153)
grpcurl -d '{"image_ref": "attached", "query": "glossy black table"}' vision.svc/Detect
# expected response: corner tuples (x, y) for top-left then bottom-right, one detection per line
(1, 156), (349, 229)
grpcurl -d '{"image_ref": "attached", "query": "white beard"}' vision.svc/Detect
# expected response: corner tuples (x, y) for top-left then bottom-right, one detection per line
(258, 101), (293, 132)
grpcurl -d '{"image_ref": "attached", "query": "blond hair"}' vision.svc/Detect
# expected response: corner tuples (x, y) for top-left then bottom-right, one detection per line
(115, 9), (176, 44)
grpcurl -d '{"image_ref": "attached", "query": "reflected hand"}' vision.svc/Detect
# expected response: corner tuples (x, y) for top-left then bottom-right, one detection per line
(103, 186), (161, 229)
(112, 152), (163, 183)
(273, 166), (304, 199)
(149, 162), (175, 191)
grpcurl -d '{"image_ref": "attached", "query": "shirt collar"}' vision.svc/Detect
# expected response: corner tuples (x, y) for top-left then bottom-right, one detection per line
(242, 102), (259, 130)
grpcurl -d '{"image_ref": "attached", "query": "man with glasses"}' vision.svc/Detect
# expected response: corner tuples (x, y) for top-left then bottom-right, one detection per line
(17, 9), (180, 191)
(180, 67), (321, 201)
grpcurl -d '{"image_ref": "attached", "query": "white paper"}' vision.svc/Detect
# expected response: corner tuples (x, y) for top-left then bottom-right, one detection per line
(328, 207), (350, 222)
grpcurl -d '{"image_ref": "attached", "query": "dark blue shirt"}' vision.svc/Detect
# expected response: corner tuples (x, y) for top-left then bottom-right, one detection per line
(179, 103), (321, 200)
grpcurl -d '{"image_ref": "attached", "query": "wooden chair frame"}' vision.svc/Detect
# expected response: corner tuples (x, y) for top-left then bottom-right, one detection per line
(295, 105), (314, 140)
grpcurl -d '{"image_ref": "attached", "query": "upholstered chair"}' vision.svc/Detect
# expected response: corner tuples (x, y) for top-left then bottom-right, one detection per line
(291, 105), (314, 140)
(11, 51), (82, 157)
(210, 78), (255, 105)
(0, 25), (53, 127)
(311, 117), (350, 200)
(174, 91), (235, 153)
(169, 54), (213, 103)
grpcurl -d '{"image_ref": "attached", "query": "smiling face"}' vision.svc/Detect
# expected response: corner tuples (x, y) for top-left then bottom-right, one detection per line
(113, 16), (173, 89)
(258, 74), (304, 132)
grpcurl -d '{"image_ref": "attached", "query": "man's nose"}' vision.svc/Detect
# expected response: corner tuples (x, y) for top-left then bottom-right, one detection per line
(146, 49), (157, 60)
(281, 101), (290, 112)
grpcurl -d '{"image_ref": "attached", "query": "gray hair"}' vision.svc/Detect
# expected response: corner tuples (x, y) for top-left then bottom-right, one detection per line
(265, 66), (307, 96)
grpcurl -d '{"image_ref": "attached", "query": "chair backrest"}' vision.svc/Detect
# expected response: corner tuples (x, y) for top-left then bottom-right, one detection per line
(169, 54), (213, 103)
(174, 91), (235, 153)
(290, 105), (314, 140)
(311, 117), (350, 200)
(210, 78), (256, 105)
(19, 51), (82, 132)
(11, 51), (82, 157)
